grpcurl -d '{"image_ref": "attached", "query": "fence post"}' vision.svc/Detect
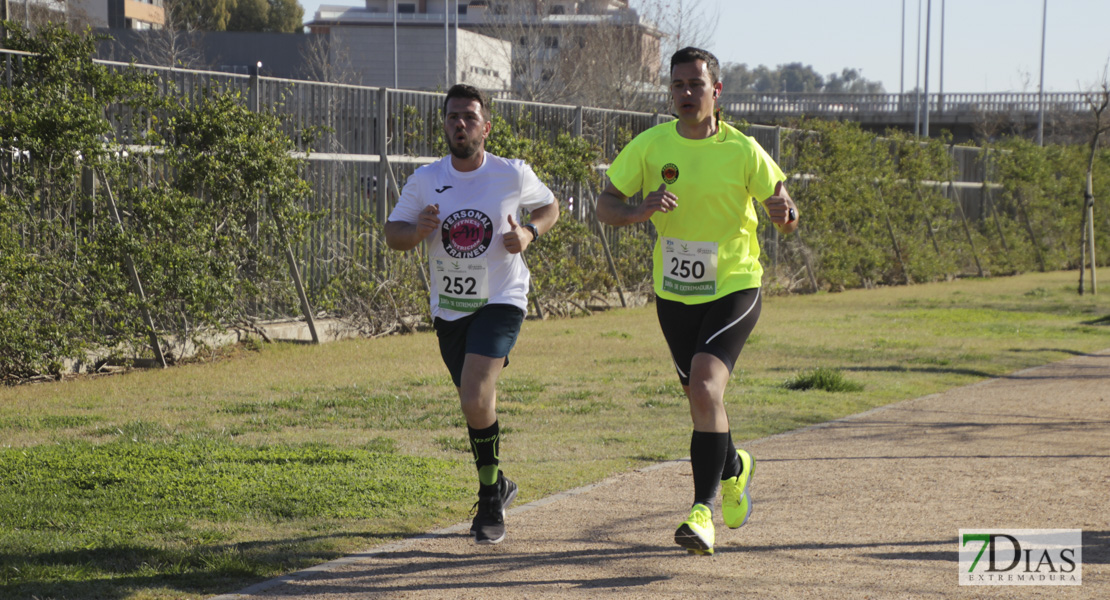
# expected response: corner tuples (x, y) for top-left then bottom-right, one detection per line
(248, 62), (261, 112)
(876, 185), (911, 284)
(948, 177), (984, 277)
(269, 203), (320, 344)
(591, 196), (626, 308)
(97, 171), (167, 368)
(573, 105), (584, 220)
(376, 87), (390, 271)
(1014, 187), (1047, 273)
(982, 148), (1010, 254)
(250, 63), (318, 342)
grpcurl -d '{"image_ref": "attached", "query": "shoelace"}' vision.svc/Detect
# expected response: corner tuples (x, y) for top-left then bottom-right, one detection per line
(722, 479), (742, 504)
(690, 507), (712, 528)
(470, 497), (503, 522)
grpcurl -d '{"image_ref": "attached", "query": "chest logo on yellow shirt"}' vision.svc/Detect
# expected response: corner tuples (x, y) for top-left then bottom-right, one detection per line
(442, 209), (493, 259)
(661, 163), (680, 184)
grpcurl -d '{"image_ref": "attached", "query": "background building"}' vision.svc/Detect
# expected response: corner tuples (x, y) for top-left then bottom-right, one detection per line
(307, 0), (663, 107)
(72, 0), (165, 30)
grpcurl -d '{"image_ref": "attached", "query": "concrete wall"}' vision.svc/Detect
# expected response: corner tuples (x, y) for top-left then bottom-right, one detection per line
(72, 0), (110, 26)
(96, 30), (321, 80)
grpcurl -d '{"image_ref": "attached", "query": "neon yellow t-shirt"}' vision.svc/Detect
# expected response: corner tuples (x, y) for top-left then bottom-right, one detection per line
(606, 120), (785, 304)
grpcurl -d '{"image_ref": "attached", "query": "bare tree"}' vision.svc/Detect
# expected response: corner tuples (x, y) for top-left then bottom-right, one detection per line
(3, 0), (68, 31)
(469, 0), (713, 110)
(136, 0), (203, 69)
(639, 0), (718, 65)
(300, 32), (362, 87)
(474, 0), (586, 104)
(1078, 65), (1110, 295)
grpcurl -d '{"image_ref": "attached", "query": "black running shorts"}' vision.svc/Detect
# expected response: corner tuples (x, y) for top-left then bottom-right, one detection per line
(655, 288), (762, 386)
(433, 303), (526, 388)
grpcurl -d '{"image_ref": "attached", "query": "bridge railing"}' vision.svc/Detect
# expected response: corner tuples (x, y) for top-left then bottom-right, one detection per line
(689, 91), (1094, 118)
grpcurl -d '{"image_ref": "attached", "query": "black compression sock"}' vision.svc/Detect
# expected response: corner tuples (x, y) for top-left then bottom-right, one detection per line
(690, 430), (729, 509)
(722, 434), (741, 480)
(468, 422), (500, 489)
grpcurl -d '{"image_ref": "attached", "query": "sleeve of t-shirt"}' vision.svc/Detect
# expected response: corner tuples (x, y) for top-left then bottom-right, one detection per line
(749, 142), (786, 203)
(517, 162), (556, 211)
(604, 134), (645, 199)
(387, 167), (427, 224)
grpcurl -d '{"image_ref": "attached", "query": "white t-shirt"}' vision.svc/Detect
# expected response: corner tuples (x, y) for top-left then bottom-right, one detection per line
(388, 152), (556, 321)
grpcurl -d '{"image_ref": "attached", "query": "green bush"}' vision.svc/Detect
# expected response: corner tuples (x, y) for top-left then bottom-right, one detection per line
(0, 23), (317, 380)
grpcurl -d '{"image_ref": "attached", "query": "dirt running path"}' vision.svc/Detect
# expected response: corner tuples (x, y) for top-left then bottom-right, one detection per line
(216, 351), (1110, 599)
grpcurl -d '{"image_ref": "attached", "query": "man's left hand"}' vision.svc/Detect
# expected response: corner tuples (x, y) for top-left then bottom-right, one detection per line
(764, 181), (798, 232)
(503, 214), (530, 254)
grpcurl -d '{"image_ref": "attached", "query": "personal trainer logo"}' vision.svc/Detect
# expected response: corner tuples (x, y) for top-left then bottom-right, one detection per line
(442, 209), (493, 258)
(959, 529), (1081, 586)
(661, 163), (680, 184)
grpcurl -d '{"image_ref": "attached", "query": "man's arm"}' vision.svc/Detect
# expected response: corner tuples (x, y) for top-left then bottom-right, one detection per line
(384, 204), (440, 251)
(504, 201), (559, 254)
(763, 181), (798, 235)
(596, 179), (677, 227)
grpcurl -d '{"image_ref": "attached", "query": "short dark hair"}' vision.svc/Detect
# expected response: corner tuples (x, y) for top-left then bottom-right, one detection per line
(443, 84), (491, 122)
(670, 46), (720, 85)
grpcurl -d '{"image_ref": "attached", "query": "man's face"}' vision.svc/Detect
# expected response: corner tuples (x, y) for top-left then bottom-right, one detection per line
(670, 59), (721, 125)
(444, 97), (491, 160)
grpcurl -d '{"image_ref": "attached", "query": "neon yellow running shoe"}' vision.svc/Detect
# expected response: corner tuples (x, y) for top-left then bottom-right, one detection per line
(721, 448), (755, 529)
(674, 503), (714, 554)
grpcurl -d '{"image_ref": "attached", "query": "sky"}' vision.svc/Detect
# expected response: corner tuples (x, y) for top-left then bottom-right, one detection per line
(299, 0), (1110, 94)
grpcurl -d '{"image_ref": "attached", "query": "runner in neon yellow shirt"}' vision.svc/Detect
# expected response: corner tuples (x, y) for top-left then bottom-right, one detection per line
(598, 47), (799, 555)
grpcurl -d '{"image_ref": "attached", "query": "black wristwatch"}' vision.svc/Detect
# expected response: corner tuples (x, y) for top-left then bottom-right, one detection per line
(524, 223), (539, 241)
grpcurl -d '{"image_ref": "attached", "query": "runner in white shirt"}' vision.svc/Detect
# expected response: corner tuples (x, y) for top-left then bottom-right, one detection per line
(385, 84), (559, 545)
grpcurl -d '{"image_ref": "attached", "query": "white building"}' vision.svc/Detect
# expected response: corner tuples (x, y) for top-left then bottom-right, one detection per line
(308, 1), (661, 102)
(309, 1), (510, 91)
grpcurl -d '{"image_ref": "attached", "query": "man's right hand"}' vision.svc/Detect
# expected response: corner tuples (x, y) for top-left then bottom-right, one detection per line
(385, 203), (441, 251)
(597, 181), (677, 227)
(416, 203), (441, 237)
(637, 183), (678, 222)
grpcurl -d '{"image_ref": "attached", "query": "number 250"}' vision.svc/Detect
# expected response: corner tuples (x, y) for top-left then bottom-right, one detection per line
(669, 258), (704, 279)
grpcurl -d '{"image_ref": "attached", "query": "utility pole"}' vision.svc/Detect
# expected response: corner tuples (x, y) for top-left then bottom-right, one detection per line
(1037, 0), (1048, 146)
(1, 0), (9, 45)
(914, 0), (922, 136)
(397, 0), (401, 87)
(939, 0), (945, 114)
(923, 0), (932, 137)
(439, 0), (444, 87)
(900, 0), (905, 96)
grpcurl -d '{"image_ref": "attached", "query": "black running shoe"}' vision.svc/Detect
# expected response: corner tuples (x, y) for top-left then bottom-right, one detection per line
(470, 474), (518, 545)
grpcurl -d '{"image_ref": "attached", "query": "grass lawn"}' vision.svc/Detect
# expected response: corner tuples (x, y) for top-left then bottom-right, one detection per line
(1, 270), (1108, 599)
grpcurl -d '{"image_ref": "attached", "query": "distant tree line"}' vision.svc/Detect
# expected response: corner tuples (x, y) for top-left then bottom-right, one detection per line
(168, 0), (304, 34)
(721, 62), (885, 94)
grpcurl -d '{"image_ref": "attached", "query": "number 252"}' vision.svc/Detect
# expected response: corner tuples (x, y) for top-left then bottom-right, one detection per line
(443, 276), (477, 295)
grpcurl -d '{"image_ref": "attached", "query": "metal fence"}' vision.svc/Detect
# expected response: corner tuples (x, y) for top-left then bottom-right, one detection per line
(4, 50), (1006, 303)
